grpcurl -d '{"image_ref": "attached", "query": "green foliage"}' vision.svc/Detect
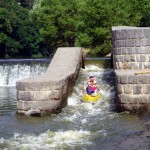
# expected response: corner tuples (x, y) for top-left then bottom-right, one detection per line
(76, 0), (142, 56)
(138, 0), (150, 27)
(0, 0), (149, 58)
(5, 37), (20, 58)
(0, 0), (43, 58)
(112, 0), (142, 26)
(31, 0), (145, 56)
(31, 0), (78, 53)
(17, 0), (35, 9)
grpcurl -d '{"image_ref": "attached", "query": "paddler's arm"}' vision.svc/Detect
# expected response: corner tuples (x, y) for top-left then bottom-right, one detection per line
(96, 84), (100, 91)
(83, 82), (88, 94)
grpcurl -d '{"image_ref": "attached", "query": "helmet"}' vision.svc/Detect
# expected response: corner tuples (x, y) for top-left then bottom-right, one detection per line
(89, 76), (94, 78)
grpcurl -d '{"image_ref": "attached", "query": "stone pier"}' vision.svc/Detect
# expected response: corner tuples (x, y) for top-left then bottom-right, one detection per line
(16, 47), (84, 115)
(112, 26), (150, 111)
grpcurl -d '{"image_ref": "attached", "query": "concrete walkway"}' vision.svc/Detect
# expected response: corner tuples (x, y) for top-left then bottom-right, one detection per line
(16, 47), (84, 116)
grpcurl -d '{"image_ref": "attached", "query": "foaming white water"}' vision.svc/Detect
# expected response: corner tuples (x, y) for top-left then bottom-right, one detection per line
(83, 65), (112, 74)
(68, 97), (81, 106)
(0, 63), (148, 149)
(54, 65), (116, 125)
(85, 65), (101, 71)
(0, 64), (116, 149)
(0, 130), (92, 150)
(0, 63), (47, 86)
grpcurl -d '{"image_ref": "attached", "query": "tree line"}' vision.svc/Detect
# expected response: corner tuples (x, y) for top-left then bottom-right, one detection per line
(0, 0), (150, 58)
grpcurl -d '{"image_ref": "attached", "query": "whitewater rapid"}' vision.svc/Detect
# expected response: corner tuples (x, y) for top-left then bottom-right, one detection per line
(0, 65), (117, 149)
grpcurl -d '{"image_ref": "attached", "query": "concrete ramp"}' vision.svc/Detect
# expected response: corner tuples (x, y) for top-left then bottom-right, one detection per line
(16, 47), (84, 115)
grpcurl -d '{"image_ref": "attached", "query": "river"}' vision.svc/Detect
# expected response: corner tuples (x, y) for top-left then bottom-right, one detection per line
(0, 58), (149, 150)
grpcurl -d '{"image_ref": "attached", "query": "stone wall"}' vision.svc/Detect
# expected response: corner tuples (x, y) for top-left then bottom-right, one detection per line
(16, 47), (84, 115)
(112, 26), (150, 70)
(112, 26), (150, 111)
(115, 69), (150, 111)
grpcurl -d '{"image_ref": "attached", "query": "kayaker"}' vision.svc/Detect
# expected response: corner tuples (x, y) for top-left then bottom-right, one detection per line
(84, 76), (98, 95)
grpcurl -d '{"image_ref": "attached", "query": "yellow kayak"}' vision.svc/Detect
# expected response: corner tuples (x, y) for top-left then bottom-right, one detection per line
(82, 93), (101, 103)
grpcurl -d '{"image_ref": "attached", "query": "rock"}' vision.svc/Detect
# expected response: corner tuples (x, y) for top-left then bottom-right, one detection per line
(144, 121), (150, 126)
(25, 109), (41, 116)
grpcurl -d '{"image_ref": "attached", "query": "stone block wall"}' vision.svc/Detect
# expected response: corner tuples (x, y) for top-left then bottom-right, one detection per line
(16, 47), (84, 115)
(115, 69), (150, 110)
(112, 26), (150, 70)
(112, 26), (150, 111)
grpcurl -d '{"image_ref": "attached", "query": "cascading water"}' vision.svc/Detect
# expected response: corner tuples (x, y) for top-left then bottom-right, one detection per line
(0, 59), (149, 150)
(0, 59), (49, 86)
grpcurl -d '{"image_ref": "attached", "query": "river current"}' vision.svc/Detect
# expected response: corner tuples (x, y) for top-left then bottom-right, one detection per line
(0, 59), (149, 150)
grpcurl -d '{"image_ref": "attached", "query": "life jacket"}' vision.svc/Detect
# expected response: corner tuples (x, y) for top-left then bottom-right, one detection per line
(90, 86), (97, 91)
(86, 84), (97, 94)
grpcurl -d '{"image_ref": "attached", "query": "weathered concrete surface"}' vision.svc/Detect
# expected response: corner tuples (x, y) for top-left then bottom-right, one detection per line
(112, 26), (150, 111)
(16, 47), (84, 115)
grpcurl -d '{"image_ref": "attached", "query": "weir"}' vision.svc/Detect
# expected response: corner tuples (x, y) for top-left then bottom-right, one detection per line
(16, 47), (84, 115)
(112, 26), (150, 111)
(0, 59), (49, 86)
(0, 57), (149, 149)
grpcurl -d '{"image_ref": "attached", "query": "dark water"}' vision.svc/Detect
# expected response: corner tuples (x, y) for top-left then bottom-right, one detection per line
(0, 59), (149, 150)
